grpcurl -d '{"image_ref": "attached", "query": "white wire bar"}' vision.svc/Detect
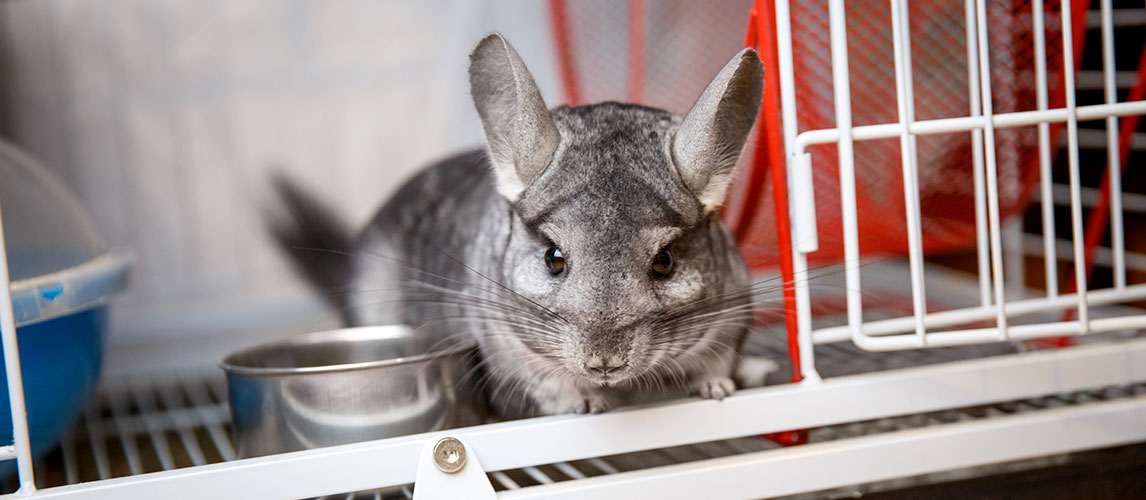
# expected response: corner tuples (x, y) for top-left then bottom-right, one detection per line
(83, 406), (111, 480)
(1078, 70), (1141, 89)
(521, 467), (555, 485)
(1042, 184), (1146, 213)
(490, 471), (521, 490)
(965, 0), (992, 307)
(890, 0), (928, 345)
(129, 386), (176, 471)
(1061, 0), (1089, 332)
(585, 458), (619, 475)
(1025, 236), (1146, 273)
(826, 0), (873, 351)
(1004, 218), (1026, 298)
(793, 101), (1146, 149)
(1100, 0), (1125, 289)
(156, 381), (208, 466)
(1033, 0), (1058, 298)
(550, 462), (587, 480)
(60, 432), (78, 485)
(776, 0), (822, 382)
(813, 282), (1146, 343)
(1085, 8), (1146, 28)
(180, 376), (236, 462)
(0, 203), (36, 494)
(973, 0), (1010, 340)
(107, 391), (143, 475)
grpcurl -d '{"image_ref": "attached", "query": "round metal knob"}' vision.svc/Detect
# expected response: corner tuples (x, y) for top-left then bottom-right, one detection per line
(432, 437), (467, 474)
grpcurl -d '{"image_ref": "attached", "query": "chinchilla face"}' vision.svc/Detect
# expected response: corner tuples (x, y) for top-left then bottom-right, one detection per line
(469, 34), (762, 387)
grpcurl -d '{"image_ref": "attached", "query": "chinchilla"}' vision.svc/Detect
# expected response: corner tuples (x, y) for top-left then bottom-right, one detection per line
(270, 33), (765, 417)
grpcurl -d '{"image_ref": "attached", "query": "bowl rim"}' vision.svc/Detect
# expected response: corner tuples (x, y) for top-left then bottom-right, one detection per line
(219, 325), (476, 376)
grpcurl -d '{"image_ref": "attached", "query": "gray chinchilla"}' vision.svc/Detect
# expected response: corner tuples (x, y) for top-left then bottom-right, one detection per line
(271, 33), (765, 417)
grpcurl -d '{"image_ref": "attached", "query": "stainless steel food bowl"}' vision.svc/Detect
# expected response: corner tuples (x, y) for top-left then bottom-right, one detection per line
(220, 326), (482, 458)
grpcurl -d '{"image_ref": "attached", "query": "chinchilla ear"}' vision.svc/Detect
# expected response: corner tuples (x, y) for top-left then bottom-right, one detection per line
(672, 48), (764, 213)
(469, 33), (560, 201)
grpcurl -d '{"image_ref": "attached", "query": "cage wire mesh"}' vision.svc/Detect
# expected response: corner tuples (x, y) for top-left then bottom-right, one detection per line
(551, 0), (1079, 268)
(737, 0), (1080, 267)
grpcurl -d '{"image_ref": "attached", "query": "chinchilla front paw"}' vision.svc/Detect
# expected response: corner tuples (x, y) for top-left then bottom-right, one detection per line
(537, 389), (610, 415)
(692, 376), (736, 400)
(735, 355), (780, 389)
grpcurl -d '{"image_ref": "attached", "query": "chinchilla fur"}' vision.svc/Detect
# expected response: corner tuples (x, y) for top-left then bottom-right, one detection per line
(271, 33), (766, 417)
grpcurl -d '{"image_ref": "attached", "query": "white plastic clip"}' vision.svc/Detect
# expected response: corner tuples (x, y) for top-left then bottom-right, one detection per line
(790, 152), (819, 253)
(412, 436), (496, 500)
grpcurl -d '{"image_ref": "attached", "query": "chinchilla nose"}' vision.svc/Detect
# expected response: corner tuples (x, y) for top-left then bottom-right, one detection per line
(585, 355), (628, 376)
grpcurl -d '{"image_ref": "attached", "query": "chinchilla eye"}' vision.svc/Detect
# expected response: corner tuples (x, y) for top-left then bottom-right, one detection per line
(544, 246), (566, 275)
(650, 248), (673, 279)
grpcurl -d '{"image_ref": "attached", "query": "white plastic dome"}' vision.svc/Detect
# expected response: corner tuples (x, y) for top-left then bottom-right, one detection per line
(0, 139), (130, 326)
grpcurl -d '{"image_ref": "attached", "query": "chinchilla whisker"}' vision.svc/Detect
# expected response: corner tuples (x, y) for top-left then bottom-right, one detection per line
(481, 334), (565, 350)
(285, 247), (531, 307)
(420, 242), (571, 325)
(660, 300), (760, 325)
(655, 314), (756, 335)
(343, 248), (566, 322)
(479, 323), (563, 338)
(660, 348), (701, 376)
(413, 316), (562, 341)
(663, 315), (758, 335)
(658, 320), (755, 339)
(346, 295), (552, 328)
(455, 351), (523, 396)
(655, 334), (736, 356)
(660, 258), (892, 317)
(666, 342), (734, 372)
(351, 282), (539, 315)
(651, 357), (688, 391)
(652, 358), (689, 391)
(655, 310), (756, 334)
(418, 335), (482, 361)
(468, 350), (536, 401)
(402, 293), (557, 329)
(398, 280), (559, 319)
(476, 323), (564, 339)
(388, 284), (557, 321)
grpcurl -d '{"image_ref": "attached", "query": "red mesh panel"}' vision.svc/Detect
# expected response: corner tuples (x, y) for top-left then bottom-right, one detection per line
(548, 0), (1085, 270)
(733, 0), (1084, 268)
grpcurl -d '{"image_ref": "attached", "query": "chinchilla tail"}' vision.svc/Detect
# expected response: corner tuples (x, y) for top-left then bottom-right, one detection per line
(266, 173), (354, 310)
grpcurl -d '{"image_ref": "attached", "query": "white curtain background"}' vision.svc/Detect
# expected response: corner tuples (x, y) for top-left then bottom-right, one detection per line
(0, 0), (561, 347)
(0, 0), (750, 369)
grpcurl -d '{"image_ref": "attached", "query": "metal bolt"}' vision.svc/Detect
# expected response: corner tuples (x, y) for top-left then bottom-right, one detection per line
(432, 437), (466, 474)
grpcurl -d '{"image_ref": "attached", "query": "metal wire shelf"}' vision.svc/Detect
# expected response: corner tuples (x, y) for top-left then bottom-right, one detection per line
(11, 333), (1144, 499)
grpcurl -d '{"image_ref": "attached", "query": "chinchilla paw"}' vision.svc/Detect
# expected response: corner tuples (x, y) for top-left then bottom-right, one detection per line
(693, 376), (736, 400)
(735, 356), (780, 389)
(538, 390), (610, 415)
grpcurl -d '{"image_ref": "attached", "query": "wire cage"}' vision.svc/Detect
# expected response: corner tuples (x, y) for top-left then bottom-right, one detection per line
(0, 0), (1145, 499)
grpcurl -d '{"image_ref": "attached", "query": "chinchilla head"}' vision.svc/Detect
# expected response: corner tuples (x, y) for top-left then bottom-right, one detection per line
(469, 34), (762, 387)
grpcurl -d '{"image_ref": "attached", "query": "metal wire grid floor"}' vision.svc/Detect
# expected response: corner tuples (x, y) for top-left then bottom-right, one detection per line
(11, 343), (1144, 499)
